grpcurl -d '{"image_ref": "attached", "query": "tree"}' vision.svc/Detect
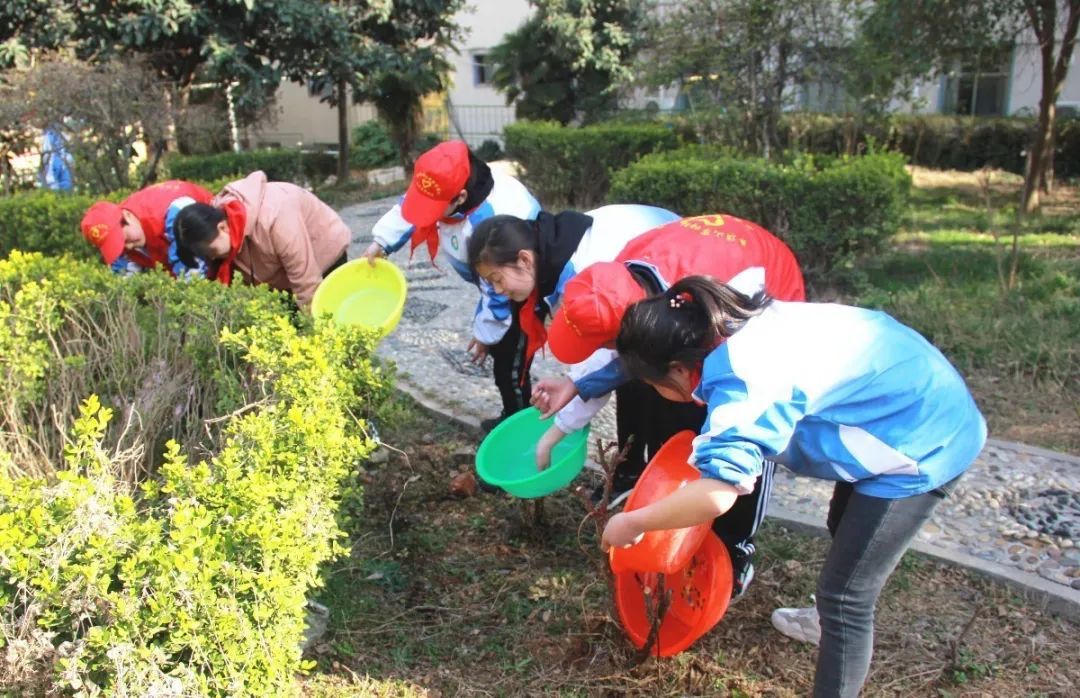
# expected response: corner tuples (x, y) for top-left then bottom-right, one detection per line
(2, 0), (465, 181)
(491, 0), (645, 125)
(1019, 0), (1080, 212)
(640, 0), (860, 157)
(350, 0), (465, 168)
(270, 1), (373, 181)
(0, 56), (169, 192)
(860, 0), (1079, 213)
(0, 1), (74, 68)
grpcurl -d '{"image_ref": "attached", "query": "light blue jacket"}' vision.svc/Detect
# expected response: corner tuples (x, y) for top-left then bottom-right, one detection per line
(691, 302), (986, 498)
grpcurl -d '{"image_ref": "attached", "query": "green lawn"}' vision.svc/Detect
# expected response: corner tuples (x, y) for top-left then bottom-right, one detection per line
(847, 171), (1080, 453)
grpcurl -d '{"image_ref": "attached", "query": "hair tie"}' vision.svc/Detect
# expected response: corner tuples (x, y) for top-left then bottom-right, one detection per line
(668, 291), (692, 309)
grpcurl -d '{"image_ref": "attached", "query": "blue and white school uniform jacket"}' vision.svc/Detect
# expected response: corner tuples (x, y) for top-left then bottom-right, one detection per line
(552, 259), (771, 435)
(691, 301), (986, 498)
(371, 170), (541, 344)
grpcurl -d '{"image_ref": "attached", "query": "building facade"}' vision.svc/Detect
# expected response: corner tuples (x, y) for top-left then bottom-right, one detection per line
(253, 2), (1078, 150)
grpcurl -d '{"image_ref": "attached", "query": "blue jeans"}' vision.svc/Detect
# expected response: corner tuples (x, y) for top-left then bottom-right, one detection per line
(814, 479), (957, 697)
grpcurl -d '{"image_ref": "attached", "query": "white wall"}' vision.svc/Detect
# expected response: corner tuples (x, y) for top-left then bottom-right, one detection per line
(1008, 40), (1080, 114)
(250, 81), (376, 148)
(447, 0), (532, 107)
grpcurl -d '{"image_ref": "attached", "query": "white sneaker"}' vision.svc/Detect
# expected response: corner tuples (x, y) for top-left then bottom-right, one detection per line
(770, 601), (821, 646)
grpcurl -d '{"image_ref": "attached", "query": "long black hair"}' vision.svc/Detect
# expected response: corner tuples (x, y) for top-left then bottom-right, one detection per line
(617, 276), (772, 384)
(175, 203), (226, 265)
(467, 214), (538, 272)
(454, 151), (493, 215)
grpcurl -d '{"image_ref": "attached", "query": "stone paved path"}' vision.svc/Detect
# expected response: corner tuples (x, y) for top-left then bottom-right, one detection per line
(339, 196), (1080, 614)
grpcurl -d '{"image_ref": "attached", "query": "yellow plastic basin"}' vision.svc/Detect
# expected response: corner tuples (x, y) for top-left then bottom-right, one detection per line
(312, 259), (407, 335)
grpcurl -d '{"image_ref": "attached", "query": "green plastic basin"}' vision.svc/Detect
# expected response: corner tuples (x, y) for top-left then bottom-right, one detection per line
(311, 259), (407, 335)
(476, 407), (590, 498)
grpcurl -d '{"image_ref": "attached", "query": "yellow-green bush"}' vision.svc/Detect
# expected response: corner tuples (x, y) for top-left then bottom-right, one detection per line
(0, 253), (390, 695)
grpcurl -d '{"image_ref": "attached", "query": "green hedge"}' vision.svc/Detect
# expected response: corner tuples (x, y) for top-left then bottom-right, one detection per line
(0, 190), (112, 261)
(0, 177), (232, 262)
(0, 252), (389, 695)
(662, 110), (1080, 177)
(166, 149), (338, 186)
(609, 148), (911, 287)
(781, 113), (1031, 174)
(504, 120), (681, 208)
(1057, 117), (1080, 179)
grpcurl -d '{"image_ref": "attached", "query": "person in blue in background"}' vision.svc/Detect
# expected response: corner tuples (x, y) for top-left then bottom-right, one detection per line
(362, 141), (541, 432)
(39, 127), (73, 191)
(603, 275), (986, 698)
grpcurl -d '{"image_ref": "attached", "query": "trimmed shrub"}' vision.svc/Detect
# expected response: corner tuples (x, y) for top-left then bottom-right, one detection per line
(475, 139), (505, 163)
(653, 110), (1080, 177)
(165, 149), (338, 187)
(0, 252), (389, 695)
(0, 190), (106, 261)
(1057, 116), (1080, 180)
(504, 120), (681, 208)
(0, 177), (235, 262)
(351, 120), (398, 170)
(609, 148), (911, 287)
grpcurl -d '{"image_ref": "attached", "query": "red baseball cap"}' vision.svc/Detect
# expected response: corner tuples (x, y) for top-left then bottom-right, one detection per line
(80, 201), (125, 264)
(548, 262), (648, 365)
(401, 140), (471, 227)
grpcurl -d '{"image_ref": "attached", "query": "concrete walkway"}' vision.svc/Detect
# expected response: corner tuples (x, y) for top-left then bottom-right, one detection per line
(340, 197), (1080, 619)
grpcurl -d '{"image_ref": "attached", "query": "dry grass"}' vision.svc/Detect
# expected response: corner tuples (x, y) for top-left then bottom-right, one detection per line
(906, 165), (1080, 218)
(304, 399), (1080, 697)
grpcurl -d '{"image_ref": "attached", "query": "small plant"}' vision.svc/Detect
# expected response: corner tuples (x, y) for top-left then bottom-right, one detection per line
(574, 436), (671, 662)
(976, 167), (1023, 293)
(475, 139), (504, 162)
(948, 648), (998, 685)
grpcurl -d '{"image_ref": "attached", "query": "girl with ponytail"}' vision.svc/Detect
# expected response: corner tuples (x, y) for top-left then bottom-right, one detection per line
(610, 275), (986, 698)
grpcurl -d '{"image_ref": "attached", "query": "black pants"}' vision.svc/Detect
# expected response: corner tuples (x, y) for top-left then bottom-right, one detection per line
(286, 251), (350, 317)
(324, 250), (349, 277)
(488, 305), (532, 416)
(614, 379), (772, 592)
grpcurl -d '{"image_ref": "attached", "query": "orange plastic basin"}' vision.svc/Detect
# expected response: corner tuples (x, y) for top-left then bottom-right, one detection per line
(609, 430), (712, 575)
(613, 530), (732, 657)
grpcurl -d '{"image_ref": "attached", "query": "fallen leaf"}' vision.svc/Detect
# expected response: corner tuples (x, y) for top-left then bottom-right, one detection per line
(450, 471), (477, 497)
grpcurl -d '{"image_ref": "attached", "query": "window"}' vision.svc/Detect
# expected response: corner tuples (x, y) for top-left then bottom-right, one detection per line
(942, 46), (1012, 116)
(472, 53), (495, 86)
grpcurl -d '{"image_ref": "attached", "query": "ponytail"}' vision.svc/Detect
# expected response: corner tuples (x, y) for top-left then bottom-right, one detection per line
(616, 276), (772, 383)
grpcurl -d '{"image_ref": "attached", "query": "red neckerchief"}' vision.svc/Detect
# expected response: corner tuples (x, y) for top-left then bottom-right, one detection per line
(214, 200), (248, 284)
(409, 206), (481, 265)
(687, 365), (704, 402)
(519, 288), (547, 380)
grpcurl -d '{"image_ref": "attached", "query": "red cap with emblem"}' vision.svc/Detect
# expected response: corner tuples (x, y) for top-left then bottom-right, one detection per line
(80, 201), (125, 264)
(401, 140), (471, 228)
(547, 262), (649, 365)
